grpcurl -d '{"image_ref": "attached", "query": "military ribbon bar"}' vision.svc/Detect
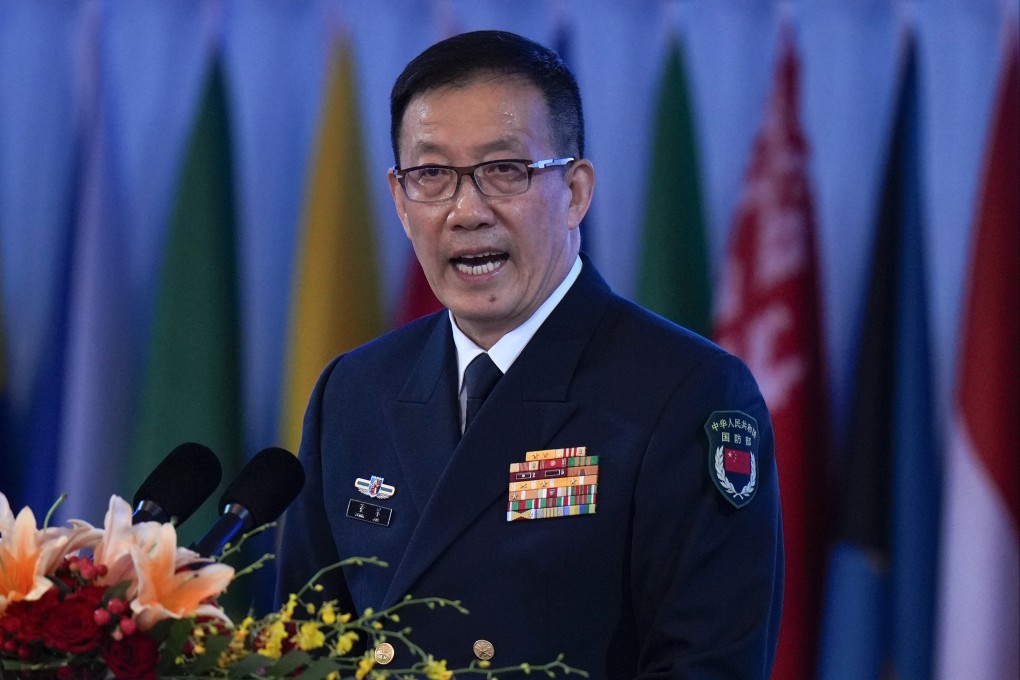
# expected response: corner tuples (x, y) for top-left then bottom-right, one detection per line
(508, 448), (598, 521)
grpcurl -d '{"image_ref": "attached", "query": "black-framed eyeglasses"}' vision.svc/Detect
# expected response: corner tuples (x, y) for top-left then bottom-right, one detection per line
(393, 157), (575, 203)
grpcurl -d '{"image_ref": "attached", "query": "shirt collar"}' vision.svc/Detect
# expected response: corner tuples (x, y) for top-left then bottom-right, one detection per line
(451, 255), (582, 390)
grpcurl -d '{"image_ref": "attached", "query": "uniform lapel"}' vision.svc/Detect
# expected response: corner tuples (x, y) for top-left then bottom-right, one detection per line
(384, 315), (461, 516)
(382, 260), (613, 607)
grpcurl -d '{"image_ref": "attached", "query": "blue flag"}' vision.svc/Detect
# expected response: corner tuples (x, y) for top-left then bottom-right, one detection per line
(817, 34), (940, 680)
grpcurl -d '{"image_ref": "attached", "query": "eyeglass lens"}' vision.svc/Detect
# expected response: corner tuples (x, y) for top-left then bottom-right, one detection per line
(403, 161), (531, 201)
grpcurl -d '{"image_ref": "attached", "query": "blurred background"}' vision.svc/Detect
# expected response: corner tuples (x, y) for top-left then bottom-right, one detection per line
(0, 1), (1016, 679)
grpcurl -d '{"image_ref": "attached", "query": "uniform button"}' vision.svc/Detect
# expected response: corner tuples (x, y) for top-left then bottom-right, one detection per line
(473, 639), (494, 660)
(374, 642), (395, 665)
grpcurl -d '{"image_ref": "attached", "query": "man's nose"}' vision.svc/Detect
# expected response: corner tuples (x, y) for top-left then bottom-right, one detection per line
(448, 175), (494, 229)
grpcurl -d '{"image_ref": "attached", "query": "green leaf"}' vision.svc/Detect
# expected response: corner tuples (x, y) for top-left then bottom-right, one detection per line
(225, 652), (277, 677)
(268, 649), (313, 676)
(294, 657), (341, 680)
(1, 660), (64, 671)
(101, 580), (132, 604)
(147, 617), (177, 644)
(188, 635), (232, 674)
(159, 619), (200, 674)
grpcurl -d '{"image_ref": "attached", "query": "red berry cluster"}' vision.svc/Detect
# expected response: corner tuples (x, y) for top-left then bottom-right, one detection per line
(0, 557), (158, 680)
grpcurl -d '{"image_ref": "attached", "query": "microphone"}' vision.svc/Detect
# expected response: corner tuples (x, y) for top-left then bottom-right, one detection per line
(189, 447), (305, 557)
(132, 442), (222, 525)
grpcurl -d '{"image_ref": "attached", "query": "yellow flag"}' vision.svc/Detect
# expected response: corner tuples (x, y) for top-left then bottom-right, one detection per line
(279, 40), (382, 452)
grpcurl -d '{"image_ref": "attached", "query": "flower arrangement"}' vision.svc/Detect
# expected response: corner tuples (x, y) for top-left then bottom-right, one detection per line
(0, 494), (586, 679)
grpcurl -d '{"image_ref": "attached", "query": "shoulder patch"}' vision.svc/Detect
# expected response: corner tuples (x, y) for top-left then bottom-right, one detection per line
(704, 410), (759, 509)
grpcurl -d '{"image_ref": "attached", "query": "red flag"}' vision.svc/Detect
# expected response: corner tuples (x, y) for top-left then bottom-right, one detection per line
(395, 254), (443, 325)
(724, 448), (752, 475)
(713, 27), (830, 680)
(956, 39), (1019, 529)
(936, 32), (1019, 680)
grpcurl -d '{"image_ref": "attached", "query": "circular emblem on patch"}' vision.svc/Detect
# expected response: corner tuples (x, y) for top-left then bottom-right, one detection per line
(704, 410), (759, 509)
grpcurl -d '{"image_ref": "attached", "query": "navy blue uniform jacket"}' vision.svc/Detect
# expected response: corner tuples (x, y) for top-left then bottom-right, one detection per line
(276, 259), (783, 678)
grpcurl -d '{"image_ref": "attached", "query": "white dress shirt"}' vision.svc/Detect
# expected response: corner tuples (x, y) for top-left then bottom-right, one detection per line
(450, 256), (582, 432)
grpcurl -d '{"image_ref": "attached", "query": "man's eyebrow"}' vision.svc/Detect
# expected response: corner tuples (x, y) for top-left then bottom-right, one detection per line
(472, 138), (527, 157)
(405, 138), (526, 164)
(407, 140), (443, 158)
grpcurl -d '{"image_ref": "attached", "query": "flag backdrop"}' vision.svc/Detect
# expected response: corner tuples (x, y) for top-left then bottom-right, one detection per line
(0, 245), (7, 487)
(394, 246), (443, 326)
(57, 3), (141, 524)
(392, 5), (453, 328)
(935, 32), (1019, 680)
(713, 29), (829, 680)
(637, 36), (711, 336)
(129, 58), (244, 548)
(0, 4), (1011, 665)
(279, 37), (383, 453)
(817, 34), (941, 680)
(552, 10), (597, 263)
(5, 169), (75, 515)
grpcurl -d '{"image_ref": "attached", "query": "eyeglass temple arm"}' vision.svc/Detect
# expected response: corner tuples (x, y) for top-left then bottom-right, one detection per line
(528, 157), (575, 169)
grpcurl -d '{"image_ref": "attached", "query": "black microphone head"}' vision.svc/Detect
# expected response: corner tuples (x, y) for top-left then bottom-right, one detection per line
(221, 447), (305, 527)
(133, 442), (222, 524)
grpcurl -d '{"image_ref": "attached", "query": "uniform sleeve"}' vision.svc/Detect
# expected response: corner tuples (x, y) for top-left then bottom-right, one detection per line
(274, 356), (356, 614)
(631, 352), (784, 679)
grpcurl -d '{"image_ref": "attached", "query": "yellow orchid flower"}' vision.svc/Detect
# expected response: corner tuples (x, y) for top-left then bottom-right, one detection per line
(128, 522), (234, 631)
(354, 657), (375, 680)
(295, 621), (326, 651)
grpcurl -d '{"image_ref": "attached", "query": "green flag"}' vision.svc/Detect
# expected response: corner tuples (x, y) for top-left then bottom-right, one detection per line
(637, 38), (711, 335)
(131, 60), (243, 549)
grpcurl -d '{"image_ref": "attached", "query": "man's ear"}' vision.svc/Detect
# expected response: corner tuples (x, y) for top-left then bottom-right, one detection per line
(388, 167), (412, 238)
(565, 159), (595, 230)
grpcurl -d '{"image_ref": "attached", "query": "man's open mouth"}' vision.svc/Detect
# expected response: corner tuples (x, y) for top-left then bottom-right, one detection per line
(452, 251), (509, 275)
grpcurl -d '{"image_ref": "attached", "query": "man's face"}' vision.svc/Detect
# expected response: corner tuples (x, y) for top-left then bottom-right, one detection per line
(388, 76), (593, 349)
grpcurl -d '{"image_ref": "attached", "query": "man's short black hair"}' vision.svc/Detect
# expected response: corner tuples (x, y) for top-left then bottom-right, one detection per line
(390, 30), (585, 166)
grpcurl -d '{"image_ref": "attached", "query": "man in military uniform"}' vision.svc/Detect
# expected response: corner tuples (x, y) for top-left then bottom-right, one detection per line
(276, 29), (783, 679)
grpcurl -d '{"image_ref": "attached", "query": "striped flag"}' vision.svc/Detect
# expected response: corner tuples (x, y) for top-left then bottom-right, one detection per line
(130, 58), (244, 548)
(278, 38), (383, 453)
(817, 34), (940, 680)
(935, 31), (1019, 680)
(713, 28), (829, 680)
(637, 36), (711, 335)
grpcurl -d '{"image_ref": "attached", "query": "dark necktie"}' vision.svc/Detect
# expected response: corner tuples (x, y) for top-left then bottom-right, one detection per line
(464, 353), (503, 432)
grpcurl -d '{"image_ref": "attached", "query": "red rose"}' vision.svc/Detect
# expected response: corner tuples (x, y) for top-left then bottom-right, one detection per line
(41, 596), (102, 654)
(1, 589), (59, 645)
(52, 572), (78, 591)
(101, 633), (159, 680)
(73, 584), (106, 609)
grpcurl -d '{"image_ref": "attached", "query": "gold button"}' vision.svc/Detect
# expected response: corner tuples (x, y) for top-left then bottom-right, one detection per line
(374, 642), (395, 665)
(473, 639), (494, 660)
